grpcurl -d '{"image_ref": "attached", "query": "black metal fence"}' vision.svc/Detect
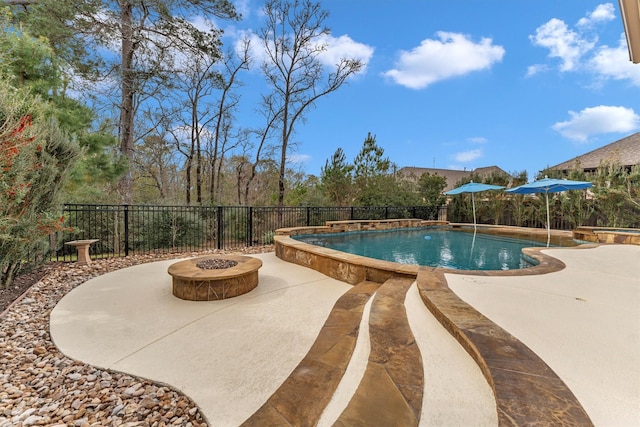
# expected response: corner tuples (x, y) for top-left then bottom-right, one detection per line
(52, 204), (446, 261)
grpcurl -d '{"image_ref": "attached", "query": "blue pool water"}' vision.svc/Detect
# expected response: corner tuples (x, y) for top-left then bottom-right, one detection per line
(294, 228), (556, 271)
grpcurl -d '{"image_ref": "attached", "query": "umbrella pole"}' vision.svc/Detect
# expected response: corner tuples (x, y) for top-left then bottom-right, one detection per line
(545, 191), (550, 247)
(471, 192), (477, 232)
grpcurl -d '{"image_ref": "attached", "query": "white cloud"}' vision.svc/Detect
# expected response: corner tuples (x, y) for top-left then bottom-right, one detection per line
(454, 149), (483, 163)
(289, 154), (311, 164)
(529, 18), (594, 71)
(528, 3), (639, 87)
(552, 105), (640, 142)
(232, 0), (253, 19)
(190, 15), (216, 32)
(467, 136), (487, 144)
(525, 63), (549, 77)
(382, 32), (505, 89)
(589, 35), (640, 86)
(171, 125), (216, 144)
(235, 30), (373, 75)
(317, 34), (374, 74)
(577, 3), (616, 27)
(235, 30), (267, 66)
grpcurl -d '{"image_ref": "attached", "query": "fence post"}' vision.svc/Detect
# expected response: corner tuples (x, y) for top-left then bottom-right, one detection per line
(248, 206), (253, 247)
(123, 204), (129, 257)
(350, 206), (354, 220)
(217, 206), (223, 250)
(306, 207), (311, 226)
(385, 206), (389, 219)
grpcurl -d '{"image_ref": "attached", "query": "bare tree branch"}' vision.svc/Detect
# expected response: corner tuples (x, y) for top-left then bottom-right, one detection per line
(259, 0), (364, 207)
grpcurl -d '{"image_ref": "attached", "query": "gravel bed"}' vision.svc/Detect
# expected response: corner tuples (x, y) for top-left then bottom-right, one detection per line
(0, 247), (273, 427)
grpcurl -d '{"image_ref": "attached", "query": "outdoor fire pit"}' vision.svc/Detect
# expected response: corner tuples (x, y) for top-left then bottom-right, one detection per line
(168, 255), (262, 301)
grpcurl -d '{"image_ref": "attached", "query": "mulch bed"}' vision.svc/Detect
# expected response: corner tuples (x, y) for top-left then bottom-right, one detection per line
(0, 263), (60, 314)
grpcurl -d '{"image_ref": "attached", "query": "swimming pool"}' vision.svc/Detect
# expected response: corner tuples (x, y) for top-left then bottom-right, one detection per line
(293, 228), (566, 270)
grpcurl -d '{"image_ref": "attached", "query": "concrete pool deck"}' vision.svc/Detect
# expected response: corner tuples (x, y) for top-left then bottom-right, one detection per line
(50, 245), (640, 426)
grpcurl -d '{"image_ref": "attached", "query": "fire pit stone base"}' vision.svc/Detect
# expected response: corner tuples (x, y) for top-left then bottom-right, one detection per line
(168, 255), (262, 301)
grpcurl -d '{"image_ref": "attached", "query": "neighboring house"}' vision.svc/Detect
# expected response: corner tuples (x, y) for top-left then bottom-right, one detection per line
(550, 132), (640, 175)
(397, 165), (511, 192)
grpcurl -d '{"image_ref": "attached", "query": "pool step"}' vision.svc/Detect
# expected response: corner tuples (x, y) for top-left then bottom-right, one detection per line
(334, 276), (423, 426)
(416, 268), (593, 426)
(240, 280), (380, 426)
(242, 268), (593, 426)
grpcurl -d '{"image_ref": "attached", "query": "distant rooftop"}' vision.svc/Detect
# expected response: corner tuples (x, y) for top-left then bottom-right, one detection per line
(551, 132), (640, 173)
(397, 165), (510, 192)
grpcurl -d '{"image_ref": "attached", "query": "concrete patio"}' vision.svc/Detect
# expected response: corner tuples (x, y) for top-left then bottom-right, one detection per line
(49, 244), (640, 426)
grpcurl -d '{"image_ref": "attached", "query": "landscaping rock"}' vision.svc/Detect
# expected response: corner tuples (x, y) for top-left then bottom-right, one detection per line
(0, 247), (273, 426)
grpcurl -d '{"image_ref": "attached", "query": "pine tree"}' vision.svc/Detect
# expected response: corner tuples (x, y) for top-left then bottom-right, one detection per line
(0, 81), (80, 288)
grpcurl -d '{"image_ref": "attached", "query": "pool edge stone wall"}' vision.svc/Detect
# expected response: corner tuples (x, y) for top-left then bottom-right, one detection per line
(275, 218), (426, 284)
(274, 220), (574, 283)
(573, 226), (640, 245)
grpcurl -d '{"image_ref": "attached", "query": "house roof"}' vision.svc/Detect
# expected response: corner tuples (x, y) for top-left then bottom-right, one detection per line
(397, 165), (510, 192)
(551, 132), (640, 172)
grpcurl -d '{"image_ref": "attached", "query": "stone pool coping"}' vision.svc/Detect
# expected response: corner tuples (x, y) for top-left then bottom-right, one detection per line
(274, 220), (598, 425)
(573, 225), (640, 245)
(275, 221), (583, 283)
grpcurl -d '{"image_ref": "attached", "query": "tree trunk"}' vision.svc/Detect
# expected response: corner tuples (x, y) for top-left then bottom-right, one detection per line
(209, 140), (217, 203)
(196, 142), (202, 204)
(278, 104), (289, 207)
(185, 155), (192, 205)
(195, 122), (202, 204)
(119, 1), (135, 204)
(244, 164), (256, 206)
(0, 262), (19, 289)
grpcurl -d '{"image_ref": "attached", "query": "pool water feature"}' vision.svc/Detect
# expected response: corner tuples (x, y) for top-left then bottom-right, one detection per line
(294, 228), (564, 271)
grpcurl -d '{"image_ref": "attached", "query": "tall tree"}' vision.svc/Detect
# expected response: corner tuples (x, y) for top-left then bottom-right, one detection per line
(417, 172), (446, 207)
(3, 0), (100, 83)
(208, 40), (251, 204)
(133, 134), (180, 202)
(480, 171), (510, 225)
(320, 147), (353, 206)
(239, 94), (280, 206)
(0, 9), (124, 202)
(5, 0), (239, 203)
(0, 7), (60, 93)
(507, 170), (530, 226)
(163, 38), (225, 205)
(259, 0), (364, 206)
(0, 80), (81, 288)
(352, 132), (396, 205)
(111, 0), (238, 203)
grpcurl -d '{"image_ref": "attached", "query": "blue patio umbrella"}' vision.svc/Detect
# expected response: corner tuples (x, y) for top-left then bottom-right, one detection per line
(444, 181), (505, 231)
(506, 176), (593, 246)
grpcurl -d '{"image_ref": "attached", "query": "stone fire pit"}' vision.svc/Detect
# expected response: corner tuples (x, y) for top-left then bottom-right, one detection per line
(168, 255), (262, 301)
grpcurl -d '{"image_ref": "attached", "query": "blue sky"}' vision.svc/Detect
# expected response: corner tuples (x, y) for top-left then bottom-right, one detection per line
(219, 0), (640, 180)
